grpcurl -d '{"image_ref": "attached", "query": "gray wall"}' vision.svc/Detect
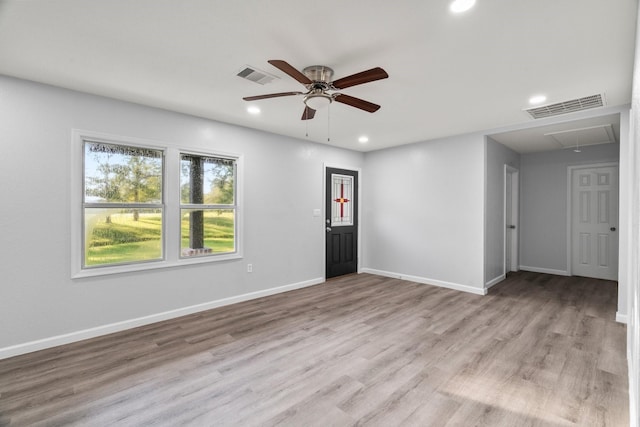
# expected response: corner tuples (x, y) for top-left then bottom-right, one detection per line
(362, 133), (486, 294)
(628, 5), (640, 420)
(519, 143), (620, 274)
(484, 137), (520, 285)
(0, 75), (364, 352)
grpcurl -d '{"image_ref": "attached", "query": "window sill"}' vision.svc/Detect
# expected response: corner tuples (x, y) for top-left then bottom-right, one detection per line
(72, 252), (242, 279)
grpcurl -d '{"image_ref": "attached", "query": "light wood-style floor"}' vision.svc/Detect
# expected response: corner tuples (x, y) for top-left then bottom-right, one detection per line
(0, 272), (628, 426)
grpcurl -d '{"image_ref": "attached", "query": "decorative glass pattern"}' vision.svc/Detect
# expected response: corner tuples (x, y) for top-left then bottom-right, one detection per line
(331, 174), (353, 226)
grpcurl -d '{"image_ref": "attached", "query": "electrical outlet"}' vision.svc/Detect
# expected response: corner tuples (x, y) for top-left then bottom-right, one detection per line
(247, 264), (253, 273)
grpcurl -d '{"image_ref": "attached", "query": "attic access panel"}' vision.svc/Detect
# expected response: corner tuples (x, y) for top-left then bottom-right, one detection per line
(544, 124), (617, 149)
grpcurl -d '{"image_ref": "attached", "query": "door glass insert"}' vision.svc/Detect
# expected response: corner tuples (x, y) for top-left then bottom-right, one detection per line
(331, 174), (353, 226)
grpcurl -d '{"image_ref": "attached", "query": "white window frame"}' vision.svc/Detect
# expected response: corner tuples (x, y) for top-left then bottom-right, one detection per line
(71, 129), (243, 278)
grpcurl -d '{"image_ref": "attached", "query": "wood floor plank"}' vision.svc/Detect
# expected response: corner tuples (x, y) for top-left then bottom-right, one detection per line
(0, 271), (628, 426)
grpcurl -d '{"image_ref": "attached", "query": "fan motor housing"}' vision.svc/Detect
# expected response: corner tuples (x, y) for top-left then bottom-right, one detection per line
(303, 65), (334, 83)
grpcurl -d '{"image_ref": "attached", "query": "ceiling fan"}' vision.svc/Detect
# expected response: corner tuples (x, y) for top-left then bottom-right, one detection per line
(243, 60), (389, 120)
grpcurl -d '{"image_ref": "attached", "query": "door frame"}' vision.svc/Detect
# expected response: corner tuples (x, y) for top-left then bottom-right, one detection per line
(566, 161), (619, 277)
(504, 165), (519, 275)
(323, 163), (362, 279)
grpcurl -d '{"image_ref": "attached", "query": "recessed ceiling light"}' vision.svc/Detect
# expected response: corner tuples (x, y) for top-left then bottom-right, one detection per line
(247, 106), (261, 115)
(358, 136), (369, 144)
(528, 95), (547, 105)
(450, 0), (476, 13)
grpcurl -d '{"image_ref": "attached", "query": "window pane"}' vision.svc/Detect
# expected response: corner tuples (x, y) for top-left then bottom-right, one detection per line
(181, 209), (235, 257)
(85, 142), (162, 204)
(85, 208), (163, 266)
(181, 155), (234, 205)
(331, 174), (353, 226)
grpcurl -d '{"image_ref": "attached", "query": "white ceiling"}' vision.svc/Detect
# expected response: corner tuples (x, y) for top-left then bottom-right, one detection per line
(490, 113), (621, 154)
(0, 0), (636, 152)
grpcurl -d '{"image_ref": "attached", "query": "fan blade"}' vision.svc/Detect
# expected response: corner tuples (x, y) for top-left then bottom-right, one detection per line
(243, 91), (302, 101)
(333, 94), (381, 113)
(332, 67), (389, 89)
(301, 106), (316, 120)
(268, 60), (312, 85)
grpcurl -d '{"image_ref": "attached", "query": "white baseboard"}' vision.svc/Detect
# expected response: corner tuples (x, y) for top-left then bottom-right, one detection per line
(519, 265), (570, 276)
(362, 268), (486, 295)
(485, 274), (506, 290)
(0, 277), (324, 360)
(616, 312), (628, 324)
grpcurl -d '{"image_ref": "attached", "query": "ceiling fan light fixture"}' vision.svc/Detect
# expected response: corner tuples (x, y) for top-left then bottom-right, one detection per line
(304, 93), (332, 110)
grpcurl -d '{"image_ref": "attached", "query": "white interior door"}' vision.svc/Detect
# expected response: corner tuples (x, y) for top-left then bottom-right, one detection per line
(571, 165), (619, 280)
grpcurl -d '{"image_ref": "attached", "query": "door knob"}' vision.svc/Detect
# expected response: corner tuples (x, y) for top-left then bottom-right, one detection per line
(326, 227), (332, 232)
(610, 227), (616, 231)
(508, 225), (516, 229)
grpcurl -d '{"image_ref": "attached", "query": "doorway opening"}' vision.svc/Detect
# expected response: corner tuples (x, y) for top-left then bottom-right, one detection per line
(504, 165), (519, 275)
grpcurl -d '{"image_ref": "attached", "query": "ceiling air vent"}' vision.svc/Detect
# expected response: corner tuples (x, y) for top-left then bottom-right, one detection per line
(524, 94), (606, 119)
(236, 65), (279, 85)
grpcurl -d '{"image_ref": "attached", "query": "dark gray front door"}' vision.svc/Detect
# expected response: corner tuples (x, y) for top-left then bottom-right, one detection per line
(325, 167), (358, 278)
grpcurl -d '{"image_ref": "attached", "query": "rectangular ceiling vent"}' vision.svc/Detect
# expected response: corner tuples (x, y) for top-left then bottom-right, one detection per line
(524, 94), (606, 119)
(236, 65), (279, 85)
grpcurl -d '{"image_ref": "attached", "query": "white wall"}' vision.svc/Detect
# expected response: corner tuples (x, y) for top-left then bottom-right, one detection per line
(518, 143), (620, 275)
(362, 133), (486, 294)
(626, 5), (640, 425)
(627, 105), (640, 427)
(484, 137), (520, 286)
(0, 75), (364, 356)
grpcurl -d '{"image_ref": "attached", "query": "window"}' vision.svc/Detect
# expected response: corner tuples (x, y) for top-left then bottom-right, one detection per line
(73, 129), (242, 277)
(331, 174), (354, 226)
(180, 154), (236, 257)
(83, 141), (164, 267)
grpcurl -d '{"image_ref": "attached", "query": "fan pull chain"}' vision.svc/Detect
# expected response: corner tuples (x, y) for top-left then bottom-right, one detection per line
(327, 103), (331, 142)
